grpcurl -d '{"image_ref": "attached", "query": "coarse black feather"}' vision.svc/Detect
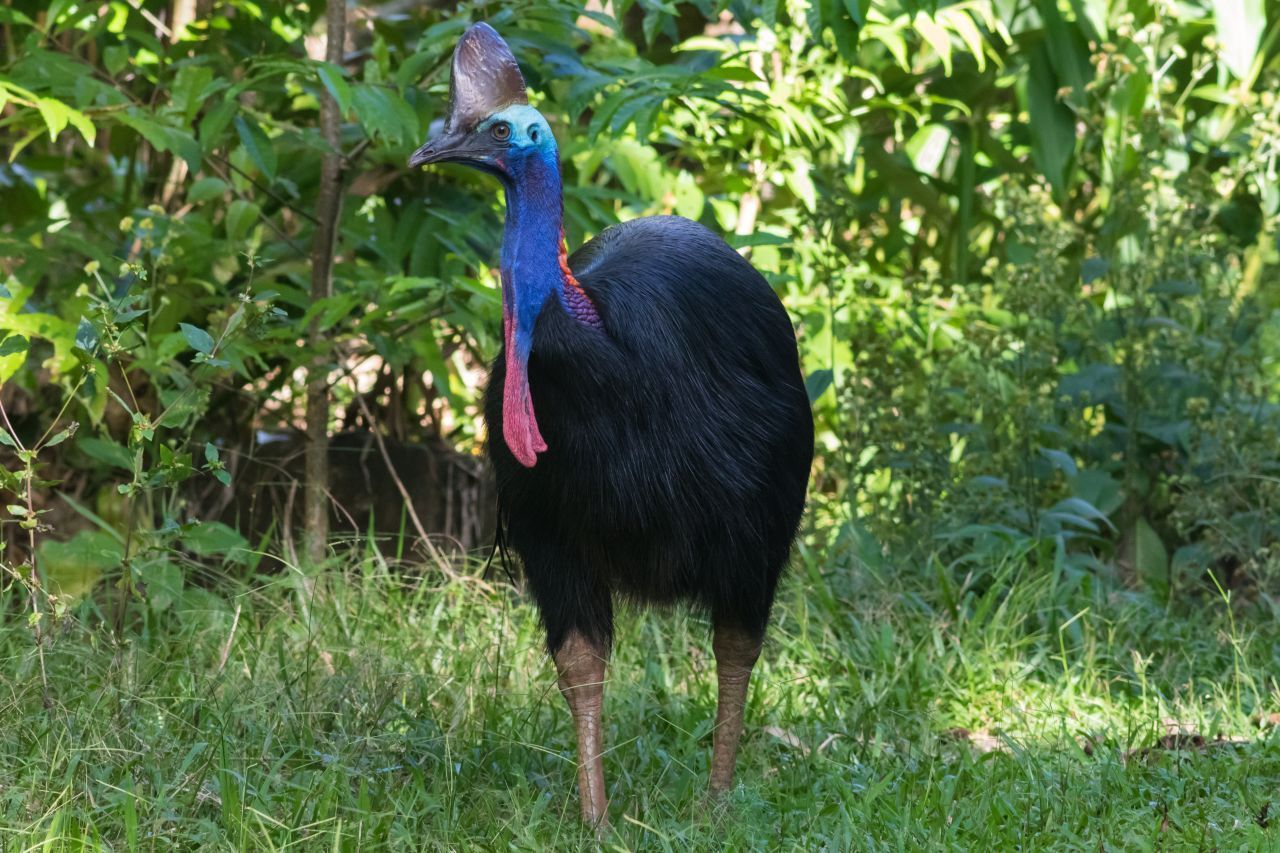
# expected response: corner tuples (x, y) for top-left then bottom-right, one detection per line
(485, 215), (814, 653)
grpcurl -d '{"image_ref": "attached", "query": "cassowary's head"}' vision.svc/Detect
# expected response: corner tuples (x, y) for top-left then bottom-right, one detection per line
(409, 24), (555, 179)
(410, 22), (562, 469)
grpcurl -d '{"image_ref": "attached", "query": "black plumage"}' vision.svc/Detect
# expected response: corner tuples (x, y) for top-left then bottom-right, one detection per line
(410, 23), (813, 825)
(486, 216), (813, 653)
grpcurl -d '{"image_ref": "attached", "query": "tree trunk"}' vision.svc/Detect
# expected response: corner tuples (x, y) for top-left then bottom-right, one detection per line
(303, 0), (347, 565)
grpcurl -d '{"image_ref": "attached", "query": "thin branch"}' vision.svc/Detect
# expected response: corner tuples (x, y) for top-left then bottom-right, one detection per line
(349, 390), (471, 585)
(207, 153), (322, 227)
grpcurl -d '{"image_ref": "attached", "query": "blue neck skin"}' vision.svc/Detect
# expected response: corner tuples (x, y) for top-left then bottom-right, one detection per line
(498, 147), (571, 364)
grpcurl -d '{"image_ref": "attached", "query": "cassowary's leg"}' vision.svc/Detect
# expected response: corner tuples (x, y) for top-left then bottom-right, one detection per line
(553, 630), (609, 826)
(709, 623), (763, 796)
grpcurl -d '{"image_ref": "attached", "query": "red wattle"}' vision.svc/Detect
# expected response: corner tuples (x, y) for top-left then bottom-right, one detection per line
(502, 311), (546, 467)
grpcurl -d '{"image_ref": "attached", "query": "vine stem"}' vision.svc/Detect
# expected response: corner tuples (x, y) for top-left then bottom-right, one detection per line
(0, 397), (49, 707)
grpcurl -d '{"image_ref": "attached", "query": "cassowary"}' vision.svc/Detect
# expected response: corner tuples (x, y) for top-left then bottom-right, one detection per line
(410, 23), (813, 825)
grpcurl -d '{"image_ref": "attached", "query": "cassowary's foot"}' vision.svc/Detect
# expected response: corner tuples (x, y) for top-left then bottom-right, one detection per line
(709, 623), (763, 796)
(553, 630), (610, 830)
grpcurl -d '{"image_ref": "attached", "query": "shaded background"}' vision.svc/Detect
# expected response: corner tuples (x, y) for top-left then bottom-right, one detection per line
(1, 0), (1278, 621)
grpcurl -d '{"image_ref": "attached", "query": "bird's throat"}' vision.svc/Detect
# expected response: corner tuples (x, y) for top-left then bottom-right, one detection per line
(497, 153), (598, 467)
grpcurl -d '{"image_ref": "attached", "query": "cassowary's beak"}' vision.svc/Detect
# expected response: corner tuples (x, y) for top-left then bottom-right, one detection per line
(408, 22), (527, 170)
(408, 130), (467, 167)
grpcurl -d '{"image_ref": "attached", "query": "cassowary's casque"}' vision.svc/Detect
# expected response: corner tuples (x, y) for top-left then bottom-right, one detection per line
(410, 23), (813, 826)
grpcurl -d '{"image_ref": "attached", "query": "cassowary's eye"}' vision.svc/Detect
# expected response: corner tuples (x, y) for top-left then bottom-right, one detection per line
(491, 122), (511, 142)
(530, 127), (539, 142)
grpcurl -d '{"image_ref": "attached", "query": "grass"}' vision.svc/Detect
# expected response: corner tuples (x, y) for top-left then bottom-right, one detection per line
(2, 533), (1280, 851)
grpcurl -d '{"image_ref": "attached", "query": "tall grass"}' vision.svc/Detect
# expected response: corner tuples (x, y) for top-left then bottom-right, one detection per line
(2, 536), (1277, 850)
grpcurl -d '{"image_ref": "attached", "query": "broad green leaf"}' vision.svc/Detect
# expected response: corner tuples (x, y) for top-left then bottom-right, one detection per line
(1021, 43), (1076, 196)
(0, 333), (27, 382)
(78, 436), (134, 470)
(74, 317), (99, 353)
(179, 323), (215, 355)
(785, 158), (817, 211)
(1038, 447), (1078, 476)
(1133, 517), (1169, 602)
(806, 368), (834, 403)
(352, 84), (418, 145)
(37, 531), (122, 599)
(188, 177), (229, 203)
(234, 115), (277, 181)
(182, 521), (248, 562)
(34, 96), (95, 145)
(224, 199), (260, 241)
(134, 557), (183, 612)
(172, 65), (216, 123)
(104, 45), (129, 76)
(941, 8), (986, 72)
(116, 110), (201, 170)
(316, 62), (353, 117)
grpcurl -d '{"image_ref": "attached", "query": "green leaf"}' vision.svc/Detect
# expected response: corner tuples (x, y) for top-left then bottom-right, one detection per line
(37, 531), (123, 599)
(806, 368), (834, 403)
(1133, 517), (1169, 601)
(1038, 447), (1078, 477)
(78, 436), (134, 470)
(913, 14), (953, 76)
(1021, 43), (1076, 196)
(188, 177), (229, 203)
(0, 333), (27, 357)
(204, 441), (219, 464)
(182, 521), (248, 562)
(34, 96), (96, 145)
(104, 45), (129, 76)
(179, 323), (215, 355)
(942, 8), (986, 72)
(224, 199), (260, 242)
(352, 84), (418, 145)
(200, 98), (238, 154)
(0, 332), (26, 382)
(134, 557), (183, 612)
(43, 425), (76, 448)
(843, 0), (868, 27)
(316, 62), (353, 118)
(1212, 0), (1265, 80)
(1081, 257), (1109, 283)
(74, 317), (99, 353)
(234, 116), (277, 181)
(116, 110), (201, 170)
(171, 65), (217, 123)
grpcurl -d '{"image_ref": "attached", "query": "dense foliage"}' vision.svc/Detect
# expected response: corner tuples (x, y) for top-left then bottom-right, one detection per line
(2, 0), (1280, 848)
(1, 0), (1278, 624)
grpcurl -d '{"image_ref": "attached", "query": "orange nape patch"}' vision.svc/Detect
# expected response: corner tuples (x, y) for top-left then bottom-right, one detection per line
(559, 227), (591, 299)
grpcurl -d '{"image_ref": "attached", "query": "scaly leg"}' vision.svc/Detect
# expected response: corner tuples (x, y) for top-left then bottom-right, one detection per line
(553, 630), (609, 827)
(709, 623), (763, 796)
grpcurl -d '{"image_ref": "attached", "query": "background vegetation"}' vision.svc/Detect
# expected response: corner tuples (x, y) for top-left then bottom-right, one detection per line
(1, 0), (1279, 848)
